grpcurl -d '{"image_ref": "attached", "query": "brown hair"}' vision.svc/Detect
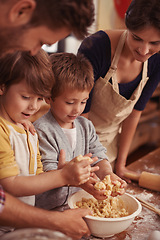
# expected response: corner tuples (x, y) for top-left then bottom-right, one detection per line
(0, 49), (54, 98)
(125, 0), (160, 31)
(28, 0), (95, 39)
(49, 52), (94, 99)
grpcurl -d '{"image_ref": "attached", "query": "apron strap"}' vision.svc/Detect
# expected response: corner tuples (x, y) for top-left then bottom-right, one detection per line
(111, 30), (127, 69)
(142, 60), (148, 80)
(106, 30), (127, 93)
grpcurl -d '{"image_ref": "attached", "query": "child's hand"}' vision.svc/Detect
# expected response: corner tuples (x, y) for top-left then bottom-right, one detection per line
(22, 120), (36, 135)
(60, 153), (99, 186)
(80, 173), (108, 200)
(108, 172), (127, 196)
(85, 173), (127, 198)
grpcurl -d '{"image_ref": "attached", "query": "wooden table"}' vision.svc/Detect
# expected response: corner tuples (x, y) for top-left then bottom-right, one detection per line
(82, 148), (160, 240)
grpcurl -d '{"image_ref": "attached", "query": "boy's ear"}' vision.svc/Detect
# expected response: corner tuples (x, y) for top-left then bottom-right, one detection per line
(9, 0), (36, 26)
(0, 85), (5, 95)
(45, 97), (51, 105)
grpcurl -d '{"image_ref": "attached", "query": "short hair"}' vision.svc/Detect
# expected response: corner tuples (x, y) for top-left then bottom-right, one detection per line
(28, 0), (95, 39)
(49, 52), (94, 99)
(0, 49), (54, 98)
(125, 0), (160, 31)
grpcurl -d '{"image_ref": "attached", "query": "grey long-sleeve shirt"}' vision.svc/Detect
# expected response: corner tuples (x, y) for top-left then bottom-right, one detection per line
(34, 110), (108, 210)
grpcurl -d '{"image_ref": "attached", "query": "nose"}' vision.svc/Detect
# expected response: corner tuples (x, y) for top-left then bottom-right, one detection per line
(138, 43), (149, 55)
(30, 45), (42, 56)
(73, 103), (81, 114)
(28, 100), (38, 111)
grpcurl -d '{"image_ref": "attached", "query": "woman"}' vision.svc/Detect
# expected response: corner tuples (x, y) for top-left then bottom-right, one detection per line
(78, 0), (160, 182)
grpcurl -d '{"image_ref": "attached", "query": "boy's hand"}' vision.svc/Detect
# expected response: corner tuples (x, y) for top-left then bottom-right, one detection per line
(80, 173), (108, 200)
(58, 151), (99, 186)
(109, 172), (127, 195)
(22, 120), (36, 135)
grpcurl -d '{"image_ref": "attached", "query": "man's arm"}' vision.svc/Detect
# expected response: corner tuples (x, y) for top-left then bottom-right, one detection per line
(0, 191), (91, 240)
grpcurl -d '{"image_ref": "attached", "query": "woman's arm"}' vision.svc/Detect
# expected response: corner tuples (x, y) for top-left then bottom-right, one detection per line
(115, 109), (142, 182)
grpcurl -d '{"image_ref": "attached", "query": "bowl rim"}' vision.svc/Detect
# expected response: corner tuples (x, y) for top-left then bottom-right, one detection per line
(68, 191), (142, 221)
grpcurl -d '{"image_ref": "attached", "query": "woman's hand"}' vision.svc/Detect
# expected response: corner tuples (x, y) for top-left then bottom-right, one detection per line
(116, 165), (140, 183)
(115, 164), (133, 183)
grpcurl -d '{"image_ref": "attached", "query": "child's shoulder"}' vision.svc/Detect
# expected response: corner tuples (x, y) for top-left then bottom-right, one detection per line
(76, 116), (94, 127)
(0, 117), (27, 139)
(0, 117), (10, 134)
(34, 110), (52, 127)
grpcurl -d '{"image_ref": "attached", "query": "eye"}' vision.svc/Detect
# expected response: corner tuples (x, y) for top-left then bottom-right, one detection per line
(66, 102), (74, 105)
(132, 35), (142, 41)
(81, 100), (87, 104)
(22, 95), (30, 99)
(38, 97), (44, 101)
(150, 41), (160, 46)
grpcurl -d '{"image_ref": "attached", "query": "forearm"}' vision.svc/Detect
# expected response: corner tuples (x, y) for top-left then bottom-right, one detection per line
(1, 154), (96, 197)
(0, 191), (91, 239)
(0, 169), (66, 197)
(0, 191), (63, 231)
(116, 109), (142, 169)
(95, 159), (113, 180)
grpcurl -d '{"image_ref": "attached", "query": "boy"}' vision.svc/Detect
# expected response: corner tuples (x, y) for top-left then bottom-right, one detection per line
(34, 53), (127, 210)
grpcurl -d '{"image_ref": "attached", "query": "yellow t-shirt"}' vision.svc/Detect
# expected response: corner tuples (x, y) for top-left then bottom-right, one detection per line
(0, 117), (43, 205)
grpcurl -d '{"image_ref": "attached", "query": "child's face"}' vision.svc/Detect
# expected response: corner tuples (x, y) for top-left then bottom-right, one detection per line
(0, 79), (44, 125)
(49, 88), (89, 128)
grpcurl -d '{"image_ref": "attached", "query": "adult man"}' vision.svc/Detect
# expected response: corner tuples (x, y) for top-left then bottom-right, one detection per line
(0, 0), (95, 239)
(0, 0), (94, 56)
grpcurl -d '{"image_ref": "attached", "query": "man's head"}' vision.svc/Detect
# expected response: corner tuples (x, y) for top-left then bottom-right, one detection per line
(0, 0), (95, 56)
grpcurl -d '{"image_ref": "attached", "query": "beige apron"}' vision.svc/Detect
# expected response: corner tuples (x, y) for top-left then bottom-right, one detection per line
(89, 31), (149, 163)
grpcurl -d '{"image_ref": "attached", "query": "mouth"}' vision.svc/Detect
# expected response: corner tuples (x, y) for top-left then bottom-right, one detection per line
(135, 50), (150, 61)
(68, 115), (78, 120)
(22, 113), (32, 118)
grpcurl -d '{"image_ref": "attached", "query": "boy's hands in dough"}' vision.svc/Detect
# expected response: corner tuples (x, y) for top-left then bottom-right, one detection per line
(58, 150), (99, 186)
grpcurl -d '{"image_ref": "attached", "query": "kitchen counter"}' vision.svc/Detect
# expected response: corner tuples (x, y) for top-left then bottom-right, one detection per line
(82, 148), (160, 240)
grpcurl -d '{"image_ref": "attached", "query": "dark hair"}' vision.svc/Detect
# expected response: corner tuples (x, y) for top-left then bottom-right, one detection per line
(49, 52), (94, 99)
(125, 0), (160, 31)
(29, 0), (95, 39)
(0, 49), (54, 97)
